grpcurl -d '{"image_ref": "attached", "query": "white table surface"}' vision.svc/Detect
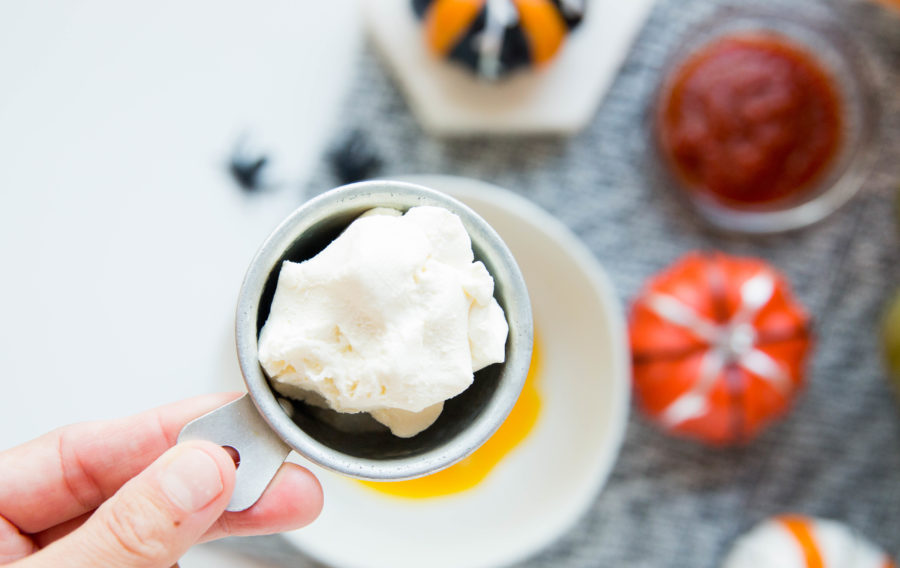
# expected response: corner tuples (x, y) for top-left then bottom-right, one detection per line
(0, 1), (360, 565)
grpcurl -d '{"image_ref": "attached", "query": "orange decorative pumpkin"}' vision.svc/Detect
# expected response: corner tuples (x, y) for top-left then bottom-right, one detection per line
(629, 252), (812, 445)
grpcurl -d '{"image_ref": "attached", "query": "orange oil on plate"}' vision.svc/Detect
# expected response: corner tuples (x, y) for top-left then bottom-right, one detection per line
(359, 335), (543, 499)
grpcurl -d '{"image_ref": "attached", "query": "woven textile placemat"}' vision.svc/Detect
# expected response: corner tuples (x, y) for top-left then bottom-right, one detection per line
(218, 0), (900, 566)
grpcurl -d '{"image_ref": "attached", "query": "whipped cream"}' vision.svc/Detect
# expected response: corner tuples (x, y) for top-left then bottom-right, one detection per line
(258, 205), (508, 437)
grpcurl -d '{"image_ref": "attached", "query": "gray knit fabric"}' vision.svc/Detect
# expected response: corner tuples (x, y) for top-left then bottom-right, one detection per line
(213, 0), (900, 565)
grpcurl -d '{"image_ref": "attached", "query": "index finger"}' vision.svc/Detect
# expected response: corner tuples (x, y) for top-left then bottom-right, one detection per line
(0, 392), (242, 533)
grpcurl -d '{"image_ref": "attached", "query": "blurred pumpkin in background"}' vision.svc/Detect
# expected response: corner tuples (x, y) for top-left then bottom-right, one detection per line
(723, 514), (896, 568)
(881, 288), (900, 395)
(872, 0), (900, 12)
(630, 252), (813, 445)
(413, 0), (585, 79)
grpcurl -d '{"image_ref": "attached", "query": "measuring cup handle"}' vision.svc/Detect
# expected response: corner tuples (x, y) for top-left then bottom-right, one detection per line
(178, 394), (291, 512)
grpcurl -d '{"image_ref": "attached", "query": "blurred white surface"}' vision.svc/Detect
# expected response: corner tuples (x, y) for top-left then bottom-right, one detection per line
(181, 545), (290, 568)
(0, 1), (360, 566)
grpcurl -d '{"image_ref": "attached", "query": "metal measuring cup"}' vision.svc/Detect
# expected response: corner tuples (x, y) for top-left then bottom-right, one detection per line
(178, 180), (533, 511)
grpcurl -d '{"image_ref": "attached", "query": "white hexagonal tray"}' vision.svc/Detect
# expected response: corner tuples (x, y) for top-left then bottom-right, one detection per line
(365, 0), (656, 136)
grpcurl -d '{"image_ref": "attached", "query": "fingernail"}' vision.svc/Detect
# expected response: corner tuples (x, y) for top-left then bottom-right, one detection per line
(160, 446), (225, 513)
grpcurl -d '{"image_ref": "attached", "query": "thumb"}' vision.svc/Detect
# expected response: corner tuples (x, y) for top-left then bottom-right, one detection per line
(29, 441), (236, 568)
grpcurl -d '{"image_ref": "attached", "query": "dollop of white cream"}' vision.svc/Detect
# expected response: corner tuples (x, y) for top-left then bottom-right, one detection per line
(258, 206), (509, 437)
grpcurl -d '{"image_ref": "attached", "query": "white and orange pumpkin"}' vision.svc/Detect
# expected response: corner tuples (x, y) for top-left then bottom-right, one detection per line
(723, 515), (895, 568)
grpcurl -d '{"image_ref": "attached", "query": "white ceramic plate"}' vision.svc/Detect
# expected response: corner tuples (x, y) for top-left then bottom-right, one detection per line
(282, 175), (630, 568)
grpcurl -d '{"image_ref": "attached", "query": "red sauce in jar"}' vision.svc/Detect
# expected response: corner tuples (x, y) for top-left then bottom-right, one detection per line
(658, 33), (844, 206)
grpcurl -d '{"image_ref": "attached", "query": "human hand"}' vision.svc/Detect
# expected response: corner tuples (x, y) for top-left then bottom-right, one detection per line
(0, 392), (322, 567)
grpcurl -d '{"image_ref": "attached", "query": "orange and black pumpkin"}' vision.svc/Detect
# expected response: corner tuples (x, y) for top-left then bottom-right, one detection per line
(412, 0), (585, 79)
